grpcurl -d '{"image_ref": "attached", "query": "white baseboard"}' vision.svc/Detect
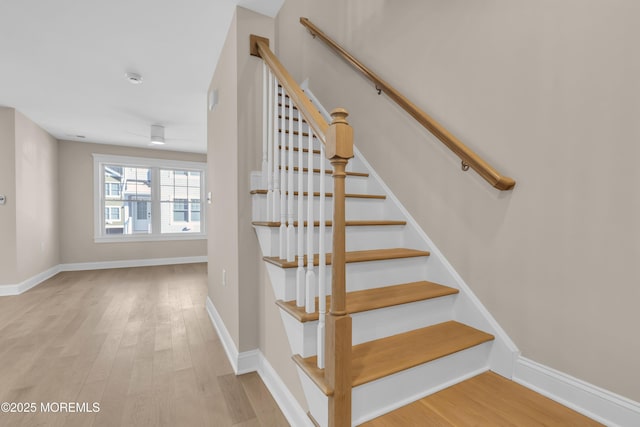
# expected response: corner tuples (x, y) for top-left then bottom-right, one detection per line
(0, 256), (207, 297)
(256, 351), (314, 427)
(206, 297), (312, 427)
(206, 296), (242, 374)
(0, 265), (61, 296)
(514, 357), (640, 427)
(60, 256), (207, 271)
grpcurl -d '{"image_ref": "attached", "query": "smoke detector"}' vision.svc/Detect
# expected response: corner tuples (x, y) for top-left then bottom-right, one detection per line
(150, 125), (165, 145)
(125, 72), (143, 84)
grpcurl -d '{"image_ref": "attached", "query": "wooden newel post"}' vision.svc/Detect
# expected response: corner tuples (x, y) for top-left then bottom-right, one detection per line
(325, 108), (354, 427)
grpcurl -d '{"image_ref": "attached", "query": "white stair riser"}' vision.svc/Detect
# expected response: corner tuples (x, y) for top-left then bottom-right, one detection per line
(277, 118), (311, 132)
(266, 257), (430, 301)
(286, 154), (331, 170)
(274, 149), (370, 176)
(276, 137), (322, 155)
(301, 343), (492, 427)
(278, 148), (371, 172)
(253, 225), (407, 257)
(278, 170), (369, 194)
(279, 311), (318, 358)
(251, 193), (389, 222)
(297, 370), (329, 427)
(351, 343), (492, 426)
(280, 294), (457, 357)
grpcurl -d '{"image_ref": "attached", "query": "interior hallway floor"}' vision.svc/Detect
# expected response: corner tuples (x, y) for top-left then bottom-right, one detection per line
(0, 263), (288, 427)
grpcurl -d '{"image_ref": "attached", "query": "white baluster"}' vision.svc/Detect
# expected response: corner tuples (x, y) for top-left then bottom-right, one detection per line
(266, 70), (274, 221)
(317, 142), (327, 368)
(305, 129), (315, 313)
(296, 109), (305, 308)
(261, 63), (268, 190)
(272, 79), (280, 226)
(279, 91), (287, 259)
(286, 95), (295, 262)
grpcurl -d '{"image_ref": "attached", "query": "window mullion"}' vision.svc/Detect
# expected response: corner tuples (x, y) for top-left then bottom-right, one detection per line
(151, 167), (161, 235)
(200, 172), (205, 234)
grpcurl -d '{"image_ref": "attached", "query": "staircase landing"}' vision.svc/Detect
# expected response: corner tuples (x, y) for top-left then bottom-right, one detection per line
(361, 371), (604, 426)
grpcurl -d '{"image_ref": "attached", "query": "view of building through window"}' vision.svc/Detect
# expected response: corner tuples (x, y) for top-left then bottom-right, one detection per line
(160, 169), (201, 233)
(101, 165), (202, 236)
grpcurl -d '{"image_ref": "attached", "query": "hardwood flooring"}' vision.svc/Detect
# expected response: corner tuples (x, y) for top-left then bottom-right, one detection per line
(0, 263), (288, 427)
(362, 371), (603, 426)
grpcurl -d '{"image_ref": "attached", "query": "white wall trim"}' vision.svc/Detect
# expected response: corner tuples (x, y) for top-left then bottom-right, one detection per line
(514, 356), (640, 427)
(237, 349), (261, 374)
(60, 256), (207, 272)
(0, 256), (207, 296)
(206, 296), (241, 374)
(0, 265), (61, 296)
(206, 297), (312, 426)
(256, 352), (314, 427)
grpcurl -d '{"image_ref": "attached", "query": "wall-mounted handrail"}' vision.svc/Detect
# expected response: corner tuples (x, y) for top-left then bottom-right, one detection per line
(300, 17), (516, 191)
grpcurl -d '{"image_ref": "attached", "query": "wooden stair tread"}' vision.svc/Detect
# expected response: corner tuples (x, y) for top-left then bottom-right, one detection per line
(361, 371), (604, 426)
(279, 145), (321, 154)
(250, 189), (385, 199)
(252, 220), (406, 228)
(276, 281), (459, 322)
(293, 321), (494, 394)
(278, 129), (317, 138)
(278, 114), (302, 122)
(278, 102), (299, 110)
(264, 248), (430, 269)
(279, 166), (368, 177)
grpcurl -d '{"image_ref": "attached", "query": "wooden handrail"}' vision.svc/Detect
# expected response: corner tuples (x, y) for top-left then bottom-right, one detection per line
(251, 35), (354, 427)
(300, 17), (516, 191)
(250, 35), (329, 145)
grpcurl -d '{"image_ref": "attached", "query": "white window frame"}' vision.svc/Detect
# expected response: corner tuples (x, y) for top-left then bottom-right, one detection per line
(93, 154), (206, 242)
(105, 182), (121, 198)
(105, 206), (121, 222)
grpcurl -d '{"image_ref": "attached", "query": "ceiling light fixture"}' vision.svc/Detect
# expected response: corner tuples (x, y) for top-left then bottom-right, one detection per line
(150, 124), (165, 145)
(125, 72), (143, 84)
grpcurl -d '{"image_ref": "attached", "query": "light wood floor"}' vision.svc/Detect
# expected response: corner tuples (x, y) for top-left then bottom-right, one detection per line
(0, 263), (288, 427)
(361, 371), (603, 426)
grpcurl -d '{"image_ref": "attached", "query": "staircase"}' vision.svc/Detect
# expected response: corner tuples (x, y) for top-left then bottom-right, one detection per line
(248, 62), (518, 424)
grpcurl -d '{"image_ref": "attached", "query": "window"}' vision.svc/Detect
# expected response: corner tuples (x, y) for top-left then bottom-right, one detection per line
(173, 199), (188, 222)
(93, 154), (206, 242)
(160, 169), (202, 233)
(105, 183), (121, 197)
(104, 206), (121, 221)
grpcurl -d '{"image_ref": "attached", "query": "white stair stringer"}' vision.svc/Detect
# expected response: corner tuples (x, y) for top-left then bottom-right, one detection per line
(297, 341), (493, 427)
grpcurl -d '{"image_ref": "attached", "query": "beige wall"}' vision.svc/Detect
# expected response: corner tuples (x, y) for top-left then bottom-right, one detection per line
(58, 140), (207, 264)
(0, 108), (59, 285)
(207, 6), (307, 409)
(275, 0), (640, 401)
(0, 108), (17, 285)
(208, 10), (241, 348)
(14, 110), (60, 281)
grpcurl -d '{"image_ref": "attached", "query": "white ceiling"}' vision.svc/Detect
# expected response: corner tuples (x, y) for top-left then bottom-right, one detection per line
(0, 0), (282, 153)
